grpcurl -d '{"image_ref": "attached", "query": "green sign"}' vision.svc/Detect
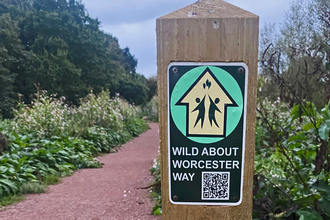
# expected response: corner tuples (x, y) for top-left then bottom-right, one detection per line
(168, 62), (247, 205)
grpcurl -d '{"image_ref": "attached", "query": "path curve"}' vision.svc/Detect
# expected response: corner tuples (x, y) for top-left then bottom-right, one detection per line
(1, 123), (161, 220)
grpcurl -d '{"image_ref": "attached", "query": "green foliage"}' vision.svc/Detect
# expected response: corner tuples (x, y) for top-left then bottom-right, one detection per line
(0, 13), (33, 118)
(254, 98), (330, 219)
(259, 0), (330, 109)
(0, 0), (151, 118)
(11, 91), (70, 138)
(150, 157), (162, 215)
(0, 194), (24, 208)
(70, 91), (126, 136)
(146, 75), (158, 102)
(116, 74), (150, 106)
(0, 90), (149, 203)
(10, 90), (146, 139)
(0, 132), (8, 155)
(124, 118), (150, 137)
(43, 174), (61, 185)
(121, 47), (138, 74)
(142, 95), (159, 122)
(257, 1), (330, 218)
(19, 182), (46, 194)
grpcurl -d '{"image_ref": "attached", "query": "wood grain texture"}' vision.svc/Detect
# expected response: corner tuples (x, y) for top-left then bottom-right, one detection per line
(157, 1), (259, 219)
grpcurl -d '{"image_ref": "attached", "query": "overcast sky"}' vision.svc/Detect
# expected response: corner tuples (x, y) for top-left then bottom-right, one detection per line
(82, 0), (292, 78)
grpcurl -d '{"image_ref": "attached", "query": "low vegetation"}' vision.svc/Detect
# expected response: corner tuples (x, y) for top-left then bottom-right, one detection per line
(150, 157), (162, 215)
(0, 90), (149, 206)
(253, 99), (330, 219)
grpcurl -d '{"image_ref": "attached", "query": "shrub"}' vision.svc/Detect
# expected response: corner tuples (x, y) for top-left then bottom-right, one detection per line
(69, 91), (125, 136)
(254, 99), (330, 219)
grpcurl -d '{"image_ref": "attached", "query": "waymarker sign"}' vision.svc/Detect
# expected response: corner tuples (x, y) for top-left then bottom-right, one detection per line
(168, 62), (248, 205)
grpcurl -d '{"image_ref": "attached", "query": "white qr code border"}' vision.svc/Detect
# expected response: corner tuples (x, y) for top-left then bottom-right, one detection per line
(202, 172), (230, 200)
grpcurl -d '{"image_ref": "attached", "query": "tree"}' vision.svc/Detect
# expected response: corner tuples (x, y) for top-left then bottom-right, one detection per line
(122, 47), (138, 74)
(0, 13), (33, 117)
(146, 75), (157, 101)
(259, 0), (330, 108)
(0, 0), (151, 117)
(117, 74), (150, 106)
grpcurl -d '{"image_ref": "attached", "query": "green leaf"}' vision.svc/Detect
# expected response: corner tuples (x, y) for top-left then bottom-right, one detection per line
(303, 123), (314, 131)
(25, 168), (36, 173)
(51, 136), (60, 140)
(294, 195), (318, 207)
(298, 168), (310, 179)
(319, 120), (330, 140)
(0, 166), (8, 173)
(321, 104), (330, 119)
(0, 179), (18, 192)
(153, 207), (162, 215)
(288, 133), (306, 142)
(291, 105), (301, 121)
(312, 180), (330, 193)
(319, 197), (330, 217)
(8, 167), (16, 175)
(296, 210), (320, 220)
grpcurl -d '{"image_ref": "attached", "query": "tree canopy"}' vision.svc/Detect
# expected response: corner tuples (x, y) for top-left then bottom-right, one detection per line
(0, 0), (155, 117)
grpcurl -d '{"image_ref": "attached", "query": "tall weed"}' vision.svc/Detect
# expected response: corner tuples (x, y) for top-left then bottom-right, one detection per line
(11, 92), (70, 138)
(70, 91), (125, 136)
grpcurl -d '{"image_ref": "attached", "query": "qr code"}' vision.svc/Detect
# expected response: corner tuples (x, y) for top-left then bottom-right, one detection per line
(202, 172), (230, 200)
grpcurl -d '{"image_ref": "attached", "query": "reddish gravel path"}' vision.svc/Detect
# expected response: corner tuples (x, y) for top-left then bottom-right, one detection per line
(0, 123), (161, 220)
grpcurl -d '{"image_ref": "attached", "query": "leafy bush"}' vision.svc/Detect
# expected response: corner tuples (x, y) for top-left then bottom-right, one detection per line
(11, 92), (70, 138)
(84, 126), (129, 153)
(70, 91), (125, 136)
(125, 118), (150, 137)
(254, 99), (330, 219)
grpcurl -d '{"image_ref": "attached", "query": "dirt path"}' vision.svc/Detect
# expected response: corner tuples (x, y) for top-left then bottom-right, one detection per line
(0, 123), (161, 220)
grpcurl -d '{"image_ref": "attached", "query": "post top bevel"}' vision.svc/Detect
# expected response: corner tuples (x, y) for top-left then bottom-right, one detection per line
(158, 0), (258, 20)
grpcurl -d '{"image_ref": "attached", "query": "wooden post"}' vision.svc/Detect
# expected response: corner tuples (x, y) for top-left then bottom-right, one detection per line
(157, 0), (258, 219)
